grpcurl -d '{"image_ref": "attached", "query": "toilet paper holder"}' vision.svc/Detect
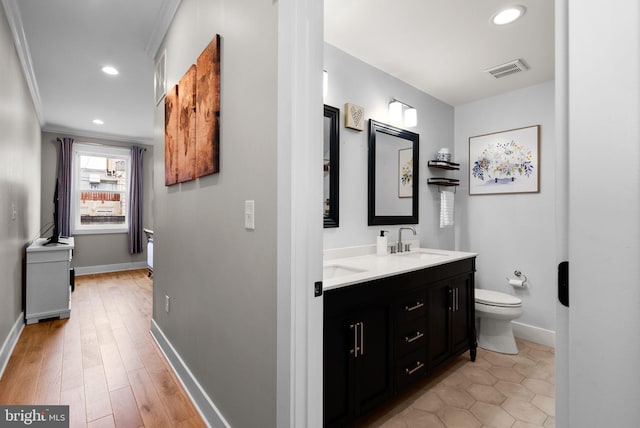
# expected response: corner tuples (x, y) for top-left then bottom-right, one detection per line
(507, 270), (528, 287)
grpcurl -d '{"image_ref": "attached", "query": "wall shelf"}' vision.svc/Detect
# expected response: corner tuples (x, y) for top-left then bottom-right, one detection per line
(427, 178), (459, 186)
(428, 160), (460, 191)
(427, 160), (460, 170)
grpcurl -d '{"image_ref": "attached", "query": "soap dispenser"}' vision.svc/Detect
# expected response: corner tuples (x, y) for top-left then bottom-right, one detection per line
(377, 230), (389, 256)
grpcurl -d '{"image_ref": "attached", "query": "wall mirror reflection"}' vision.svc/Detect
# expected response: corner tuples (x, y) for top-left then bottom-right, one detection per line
(324, 104), (340, 228)
(368, 119), (419, 225)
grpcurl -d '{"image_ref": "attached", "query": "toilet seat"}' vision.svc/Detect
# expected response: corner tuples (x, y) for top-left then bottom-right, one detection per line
(475, 289), (522, 308)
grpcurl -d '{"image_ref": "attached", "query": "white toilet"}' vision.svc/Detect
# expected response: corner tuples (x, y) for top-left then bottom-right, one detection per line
(475, 289), (523, 354)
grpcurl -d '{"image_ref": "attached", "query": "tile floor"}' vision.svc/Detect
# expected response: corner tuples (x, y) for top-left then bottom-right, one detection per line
(357, 339), (555, 428)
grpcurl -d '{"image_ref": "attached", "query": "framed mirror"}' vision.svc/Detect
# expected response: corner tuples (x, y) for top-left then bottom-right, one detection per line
(324, 104), (340, 228)
(368, 119), (419, 225)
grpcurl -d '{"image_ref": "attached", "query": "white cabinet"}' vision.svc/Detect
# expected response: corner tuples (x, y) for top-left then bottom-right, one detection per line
(25, 237), (74, 324)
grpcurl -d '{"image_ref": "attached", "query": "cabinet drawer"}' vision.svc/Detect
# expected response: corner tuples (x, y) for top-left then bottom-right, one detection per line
(395, 290), (427, 322)
(396, 316), (427, 356)
(396, 348), (427, 389)
(27, 249), (71, 263)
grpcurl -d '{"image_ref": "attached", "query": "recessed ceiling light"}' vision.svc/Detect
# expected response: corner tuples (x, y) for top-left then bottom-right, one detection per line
(93, 119), (104, 125)
(492, 6), (526, 25)
(101, 66), (119, 75)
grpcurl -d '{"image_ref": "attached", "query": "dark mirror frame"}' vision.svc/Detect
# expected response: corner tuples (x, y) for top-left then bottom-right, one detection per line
(368, 119), (419, 225)
(324, 104), (340, 228)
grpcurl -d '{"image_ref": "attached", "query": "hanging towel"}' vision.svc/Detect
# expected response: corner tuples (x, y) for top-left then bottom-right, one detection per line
(440, 190), (455, 228)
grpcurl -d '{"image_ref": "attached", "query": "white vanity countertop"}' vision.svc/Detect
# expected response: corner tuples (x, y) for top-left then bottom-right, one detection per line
(323, 243), (477, 291)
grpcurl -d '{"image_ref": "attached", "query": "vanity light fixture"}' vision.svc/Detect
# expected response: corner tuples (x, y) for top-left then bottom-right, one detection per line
(388, 99), (417, 128)
(492, 6), (526, 25)
(389, 100), (403, 122)
(92, 119), (104, 125)
(404, 108), (417, 128)
(101, 66), (119, 75)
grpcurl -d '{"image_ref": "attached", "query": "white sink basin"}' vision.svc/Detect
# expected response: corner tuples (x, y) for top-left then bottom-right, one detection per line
(395, 250), (449, 261)
(323, 264), (367, 279)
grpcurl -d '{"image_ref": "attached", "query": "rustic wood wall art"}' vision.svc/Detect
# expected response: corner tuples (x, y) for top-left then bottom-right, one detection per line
(177, 64), (197, 183)
(196, 34), (221, 177)
(164, 85), (178, 185)
(164, 34), (222, 186)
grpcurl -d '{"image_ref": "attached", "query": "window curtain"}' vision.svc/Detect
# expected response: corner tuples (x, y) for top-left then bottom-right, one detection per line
(56, 137), (74, 236)
(128, 146), (145, 254)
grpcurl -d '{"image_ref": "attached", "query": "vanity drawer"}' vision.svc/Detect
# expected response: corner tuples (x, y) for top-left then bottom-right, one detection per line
(396, 348), (427, 390)
(395, 290), (427, 323)
(396, 316), (427, 356)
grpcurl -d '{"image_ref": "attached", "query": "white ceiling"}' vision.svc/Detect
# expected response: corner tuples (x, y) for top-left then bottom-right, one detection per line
(3, 0), (180, 143)
(325, 0), (554, 106)
(4, 0), (553, 143)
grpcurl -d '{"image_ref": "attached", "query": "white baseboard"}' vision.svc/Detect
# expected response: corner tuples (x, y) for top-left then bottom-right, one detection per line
(0, 313), (24, 379)
(150, 320), (230, 428)
(74, 262), (147, 276)
(512, 321), (556, 348)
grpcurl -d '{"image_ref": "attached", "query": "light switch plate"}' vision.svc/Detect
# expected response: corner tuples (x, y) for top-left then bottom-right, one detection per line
(245, 200), (255, 230)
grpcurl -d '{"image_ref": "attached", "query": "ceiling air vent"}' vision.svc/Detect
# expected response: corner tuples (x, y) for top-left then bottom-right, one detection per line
(486, 59), (529, 79)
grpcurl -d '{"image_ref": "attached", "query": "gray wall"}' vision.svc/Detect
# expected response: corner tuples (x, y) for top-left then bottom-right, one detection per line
(0, 5), (41, 346)
(454, 81), (556, 333)
(151, 0), (278, 426)
(325, 41), (557, 337)
(40, 132), (153, 269)
(323, 43), (455, 251)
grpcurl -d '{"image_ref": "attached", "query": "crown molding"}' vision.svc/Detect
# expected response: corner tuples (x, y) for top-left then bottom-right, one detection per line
(1, 0), (44, 125)
(145, 0), (182, 59)
(42, 125), (153, 146)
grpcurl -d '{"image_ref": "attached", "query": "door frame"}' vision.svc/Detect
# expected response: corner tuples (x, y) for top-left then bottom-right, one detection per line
(556, 1), (640, 426)
(276, 0), (324, 427)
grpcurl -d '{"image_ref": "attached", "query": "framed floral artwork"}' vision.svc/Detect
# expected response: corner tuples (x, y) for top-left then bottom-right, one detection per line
(469, 125), (540, 195)
(398, 148), (413, 198)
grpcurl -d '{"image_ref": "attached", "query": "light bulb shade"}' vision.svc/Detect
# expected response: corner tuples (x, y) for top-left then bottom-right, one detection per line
(389, 101), (403, 122)
(404, 108), (417, 127)
(323, 70), (328, 99)
(492, 6), (525, 25)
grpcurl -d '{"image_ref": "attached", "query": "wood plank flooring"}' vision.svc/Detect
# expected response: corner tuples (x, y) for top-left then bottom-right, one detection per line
(0, 270), (206, 428)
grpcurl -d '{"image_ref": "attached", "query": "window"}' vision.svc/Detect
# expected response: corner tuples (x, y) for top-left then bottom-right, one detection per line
(72, 144), (131, 234)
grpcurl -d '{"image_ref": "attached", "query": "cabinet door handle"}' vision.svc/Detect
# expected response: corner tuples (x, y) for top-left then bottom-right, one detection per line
(404, 331), (424, 343)
(350, 323), (360, 357)
(405, 302), (424, 312)
(359, 322), (365, 356)
(455, 288), (459, 312)
(405, 361), (424, 376)
(448, 288), (453, 311)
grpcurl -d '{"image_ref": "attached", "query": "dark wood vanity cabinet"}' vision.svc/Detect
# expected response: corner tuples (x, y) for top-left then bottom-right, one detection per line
(393, 288), (428, 389)
(428, 274), (475, 369)
(323, 258), (476, 427)
(324, 288), (393, 427)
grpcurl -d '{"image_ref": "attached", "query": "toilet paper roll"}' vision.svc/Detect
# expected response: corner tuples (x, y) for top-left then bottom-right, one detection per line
(509, 278), (525, 288)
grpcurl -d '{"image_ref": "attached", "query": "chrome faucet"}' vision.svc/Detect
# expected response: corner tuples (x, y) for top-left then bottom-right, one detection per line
(397, 227), (416, 252)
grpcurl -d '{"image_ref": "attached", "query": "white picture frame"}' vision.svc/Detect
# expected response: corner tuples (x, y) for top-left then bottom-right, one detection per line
(154, 50), (167, 106)
(469, 125), (540, 195)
